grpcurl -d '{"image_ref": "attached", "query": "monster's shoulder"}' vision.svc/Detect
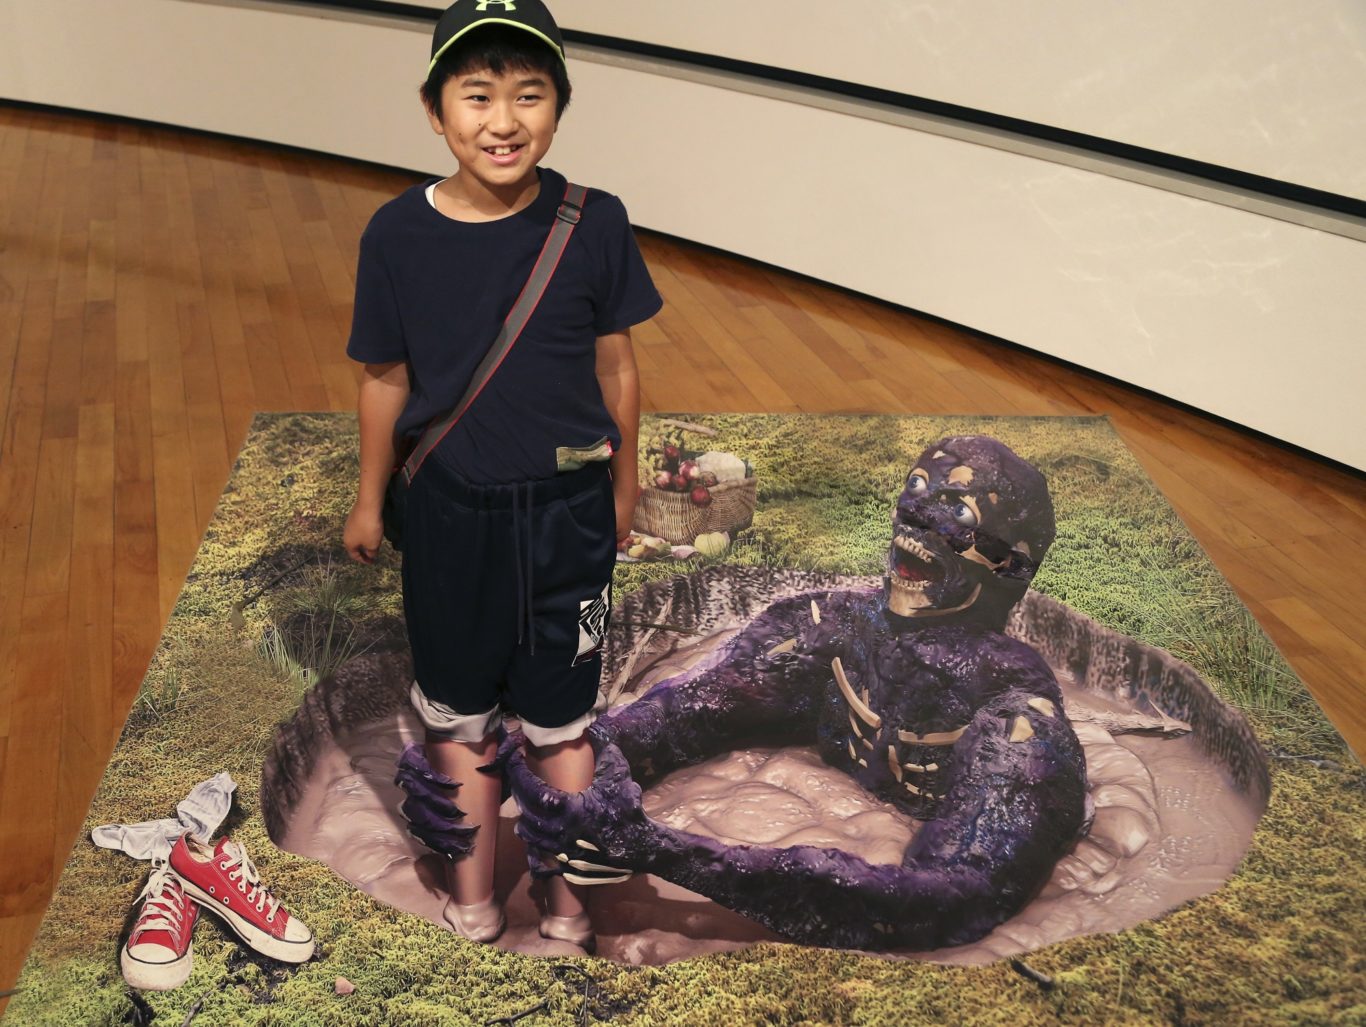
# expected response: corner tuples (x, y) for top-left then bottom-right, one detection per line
(605, 567), (878, 680)
(912, 625), (1057, 690)
(972, 631), (1060, 697)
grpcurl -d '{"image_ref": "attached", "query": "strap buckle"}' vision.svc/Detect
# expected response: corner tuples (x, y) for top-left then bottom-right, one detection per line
(556, 199), (583, 225)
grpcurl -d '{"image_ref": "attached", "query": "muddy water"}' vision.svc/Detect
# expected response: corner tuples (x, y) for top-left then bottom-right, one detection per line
(279, 669), (1262, 966)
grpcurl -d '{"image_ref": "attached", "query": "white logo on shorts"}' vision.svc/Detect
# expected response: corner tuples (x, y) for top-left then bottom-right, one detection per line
(574, 584), (610, 666)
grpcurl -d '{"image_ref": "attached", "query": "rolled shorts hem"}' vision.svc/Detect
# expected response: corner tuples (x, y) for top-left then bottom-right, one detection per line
(519, 709), (596, 748)
(410, 682), (503, 742)
(410, 682), (597, 746)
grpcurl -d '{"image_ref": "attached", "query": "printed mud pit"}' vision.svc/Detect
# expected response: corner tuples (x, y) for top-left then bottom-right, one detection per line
(13, 413), (1361, 1027)
(264, 569), (1267, 966)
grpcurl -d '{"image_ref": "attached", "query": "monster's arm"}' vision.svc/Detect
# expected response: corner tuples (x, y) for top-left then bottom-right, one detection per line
(510, 685), (1087, 950)
(597, 590), (856, 783)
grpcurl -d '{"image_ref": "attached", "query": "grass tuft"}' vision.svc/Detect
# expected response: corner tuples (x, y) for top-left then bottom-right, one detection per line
(257, 558), (375, 693)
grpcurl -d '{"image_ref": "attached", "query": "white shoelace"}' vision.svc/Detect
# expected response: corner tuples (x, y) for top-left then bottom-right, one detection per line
(218, 841), (282, 921)
(132, 860), (189, 944)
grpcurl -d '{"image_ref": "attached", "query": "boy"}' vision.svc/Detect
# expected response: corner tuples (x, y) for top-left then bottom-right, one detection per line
(343, 0), (661, 952)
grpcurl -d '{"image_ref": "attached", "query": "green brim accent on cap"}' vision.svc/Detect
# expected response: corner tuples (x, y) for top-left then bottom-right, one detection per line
(427, 19), (566, 76)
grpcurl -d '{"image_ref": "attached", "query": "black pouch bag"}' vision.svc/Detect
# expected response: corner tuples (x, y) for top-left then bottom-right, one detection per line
(381, 461), (409, 551)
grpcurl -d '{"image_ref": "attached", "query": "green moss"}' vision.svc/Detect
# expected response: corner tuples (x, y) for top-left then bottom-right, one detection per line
(12, 412), (1363, 1027)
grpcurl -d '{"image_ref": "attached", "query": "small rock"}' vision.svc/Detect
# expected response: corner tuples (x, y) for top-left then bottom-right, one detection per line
(335, 976), (356, 996)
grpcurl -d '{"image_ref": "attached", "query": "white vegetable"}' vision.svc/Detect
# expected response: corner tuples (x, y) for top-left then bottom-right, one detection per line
(697, 451), (747, 483)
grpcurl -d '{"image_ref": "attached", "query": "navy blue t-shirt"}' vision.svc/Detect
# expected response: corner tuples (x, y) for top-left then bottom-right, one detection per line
(346, 167), (663, 484)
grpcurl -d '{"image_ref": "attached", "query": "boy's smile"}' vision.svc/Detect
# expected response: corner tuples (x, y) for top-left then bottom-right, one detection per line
(427, 68), (558, 217)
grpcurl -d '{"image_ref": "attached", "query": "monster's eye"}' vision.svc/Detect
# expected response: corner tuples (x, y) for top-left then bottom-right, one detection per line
(951, 501), (978, 527)
(906, 473), (928, 496)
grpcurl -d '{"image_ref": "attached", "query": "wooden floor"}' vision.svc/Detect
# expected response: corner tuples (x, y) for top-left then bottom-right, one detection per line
(0, 103), (1362, 1002)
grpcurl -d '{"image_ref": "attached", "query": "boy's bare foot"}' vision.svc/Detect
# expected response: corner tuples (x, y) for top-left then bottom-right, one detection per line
(539, 911), (594, 954)
(443, 894), (506, 943)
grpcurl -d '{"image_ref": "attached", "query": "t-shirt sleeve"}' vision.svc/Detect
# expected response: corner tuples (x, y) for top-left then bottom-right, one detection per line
(591, 195), (664, 336)
(346, 227), (407, 364)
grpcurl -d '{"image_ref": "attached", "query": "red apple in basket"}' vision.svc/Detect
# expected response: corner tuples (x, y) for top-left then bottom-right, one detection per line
(691, 485), (712, 506)
(671, 473), (688, 491)
(679, 459), (700, 480)
(654, 470), (673, 489)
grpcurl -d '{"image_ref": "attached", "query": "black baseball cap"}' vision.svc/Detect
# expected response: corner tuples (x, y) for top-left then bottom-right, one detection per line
(428, 0), (567, 76)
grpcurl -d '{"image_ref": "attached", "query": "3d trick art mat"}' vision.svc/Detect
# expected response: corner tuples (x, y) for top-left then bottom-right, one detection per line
(11, 412), (1363, 1026)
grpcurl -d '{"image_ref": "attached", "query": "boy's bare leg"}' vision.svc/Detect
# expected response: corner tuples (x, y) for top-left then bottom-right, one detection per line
(425, 732), (501, 905)
(527, 735), (595, 919)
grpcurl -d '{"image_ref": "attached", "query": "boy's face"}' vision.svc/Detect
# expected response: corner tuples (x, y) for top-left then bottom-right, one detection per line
(427, 65), (558, 191)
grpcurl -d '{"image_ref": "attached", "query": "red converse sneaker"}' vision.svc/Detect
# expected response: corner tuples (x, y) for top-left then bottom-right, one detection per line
(121, 860), (200, 991)
(169, 834), (315, 964)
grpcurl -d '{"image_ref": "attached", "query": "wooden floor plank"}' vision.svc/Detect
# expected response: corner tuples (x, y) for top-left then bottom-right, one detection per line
(22, 436), (76, 599)
(0, 592), (68, 917)
(69, 401), (116, 753)
(738, 305), (870, 412)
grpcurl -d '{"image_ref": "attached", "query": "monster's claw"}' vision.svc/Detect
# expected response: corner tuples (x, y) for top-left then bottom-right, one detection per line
(556, 849), (634, 884)
(395, 741), (459, 794)
(561, 836), (634, 884)
(563, 868), (633, 886)
(502, 728), (650, 886)
(394, 742), (478, 859)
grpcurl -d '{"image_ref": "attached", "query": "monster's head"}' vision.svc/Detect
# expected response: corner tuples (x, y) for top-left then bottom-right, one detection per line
(885, 436), (1055, 628)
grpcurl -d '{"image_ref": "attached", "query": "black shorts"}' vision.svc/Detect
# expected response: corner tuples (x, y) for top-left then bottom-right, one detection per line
(401, 459), (615, 746)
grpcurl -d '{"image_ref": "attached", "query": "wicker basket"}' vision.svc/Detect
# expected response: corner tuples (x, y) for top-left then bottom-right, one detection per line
(633, 476), (757, 544)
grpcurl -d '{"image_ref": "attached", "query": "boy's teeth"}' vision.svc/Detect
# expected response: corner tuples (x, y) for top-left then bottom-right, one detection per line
(489, 146), (518, 155)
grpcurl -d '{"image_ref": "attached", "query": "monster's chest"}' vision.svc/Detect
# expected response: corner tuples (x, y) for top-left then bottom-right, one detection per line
(814, 625), (997, 815)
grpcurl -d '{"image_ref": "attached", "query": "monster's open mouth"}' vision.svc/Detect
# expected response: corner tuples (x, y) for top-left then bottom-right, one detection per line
(888, 534), (982, 616)
(891, 535), (943, 591)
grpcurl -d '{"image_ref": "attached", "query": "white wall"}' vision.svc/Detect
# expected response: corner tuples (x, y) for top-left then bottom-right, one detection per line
(3, 0), (1363, 468)
(389, 0), (1366, 200)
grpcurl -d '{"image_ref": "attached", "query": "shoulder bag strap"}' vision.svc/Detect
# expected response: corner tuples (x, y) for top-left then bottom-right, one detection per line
(401, 181), (589, 484)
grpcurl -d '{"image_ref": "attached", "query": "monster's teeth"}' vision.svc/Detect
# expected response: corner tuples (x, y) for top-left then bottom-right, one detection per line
(894, 536), (933, 562)
(890, 577), (929, 592)
(887, 745), (903, 781)
(810, 599), (821, 624)
(833, 657), (882, 729)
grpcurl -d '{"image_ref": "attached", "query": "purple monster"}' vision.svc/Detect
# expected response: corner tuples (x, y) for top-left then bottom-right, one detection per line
(406, 436), (1090, 951)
